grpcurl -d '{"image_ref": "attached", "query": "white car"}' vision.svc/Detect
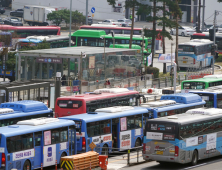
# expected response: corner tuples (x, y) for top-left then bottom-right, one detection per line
(117, 19), (132, 27)
(170, 26), (195, 36)
(98, 19), (122, 27)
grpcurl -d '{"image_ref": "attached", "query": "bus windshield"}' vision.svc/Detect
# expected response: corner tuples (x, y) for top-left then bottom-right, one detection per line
(183, 82), (206, 89)
(178, 45), (195, 52)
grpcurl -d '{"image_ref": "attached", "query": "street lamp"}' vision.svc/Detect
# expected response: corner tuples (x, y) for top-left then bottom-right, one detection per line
(100, 35), (106, 80)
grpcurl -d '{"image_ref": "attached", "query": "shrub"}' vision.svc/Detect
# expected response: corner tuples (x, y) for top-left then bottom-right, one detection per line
(145, 66), (159, 78)
(216, 54), (222, 62)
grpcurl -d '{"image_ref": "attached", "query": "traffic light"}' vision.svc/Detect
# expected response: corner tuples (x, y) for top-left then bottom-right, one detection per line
(209, 29), (214, 41)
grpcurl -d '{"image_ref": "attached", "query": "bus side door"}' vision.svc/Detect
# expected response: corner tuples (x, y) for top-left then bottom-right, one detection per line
(34, 131), (43, 168)
(69, 126), (76, 155)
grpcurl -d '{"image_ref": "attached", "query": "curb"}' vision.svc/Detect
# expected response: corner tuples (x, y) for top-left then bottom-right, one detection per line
(214, 64), (222, 70)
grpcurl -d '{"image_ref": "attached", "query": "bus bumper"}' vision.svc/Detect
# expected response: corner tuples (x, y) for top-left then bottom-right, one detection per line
(143, 155), (179, 163)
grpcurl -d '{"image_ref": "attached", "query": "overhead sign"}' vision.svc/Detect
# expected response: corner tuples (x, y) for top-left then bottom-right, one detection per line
(91, 7), (95, 13)
(158, 53), (175, 63)
(36, 58), (62, 64)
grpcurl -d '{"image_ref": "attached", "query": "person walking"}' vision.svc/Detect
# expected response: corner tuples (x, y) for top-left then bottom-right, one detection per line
(61, 74), (66, 86)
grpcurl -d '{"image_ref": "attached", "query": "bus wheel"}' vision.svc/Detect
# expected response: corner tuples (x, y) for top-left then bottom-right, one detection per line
(59, 152), (67, 168)
(102, 144), (109, 155)
(135, 138), (141, 147)
(191, 150), (198, 166)
(23, 160), (31, 170)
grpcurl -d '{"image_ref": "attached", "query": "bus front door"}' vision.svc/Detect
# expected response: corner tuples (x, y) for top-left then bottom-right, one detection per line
(112, 123), (119, 150)
(34, 132), (43, 168)
(69, 128), (76, 155)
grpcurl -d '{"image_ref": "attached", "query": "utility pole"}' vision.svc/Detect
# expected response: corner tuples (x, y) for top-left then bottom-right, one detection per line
(86, 0), (88, 25)
(68, 0), (72, 78)
(213, 10), (217, 75)
(201, 0), (205, 32)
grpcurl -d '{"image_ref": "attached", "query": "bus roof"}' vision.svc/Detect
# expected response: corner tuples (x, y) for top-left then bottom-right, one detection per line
(57, 90), (139, 101)
(0, 25), (60, 30)
(60, 106), (148, 123)
(0, 100), (49, 112)
(0, 118), (75, 137)
(182, 77), (222, 83)
(146, 108), (222, 124)
(179, 39), (213, 46)
(109, 44), (148, 53)
(72, 29), (106, 37)
(19, 35), (69, 43)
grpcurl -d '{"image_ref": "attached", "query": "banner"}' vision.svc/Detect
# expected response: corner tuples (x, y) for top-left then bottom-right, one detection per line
(158, 53), (175, 63)
(147, 53), (152, 66)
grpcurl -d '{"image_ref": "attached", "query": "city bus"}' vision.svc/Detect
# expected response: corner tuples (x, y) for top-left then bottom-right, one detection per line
(19, 35), (70, 49)
(55, 88), (140, 117)
(60, 106), (149, 154)
(0, 100), (53, 127)
(181, 75), (222, 93)
(0, 117), (76, 170)
(0, 25), (61, 38)
(140, 93), (205, 118)
(178, 39), (214, 70)
(71, 29), (151, 51)
(143, 108), (222, 165)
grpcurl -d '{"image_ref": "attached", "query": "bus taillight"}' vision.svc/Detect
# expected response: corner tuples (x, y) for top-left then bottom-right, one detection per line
(193, 58), (195, 64)
(175, 146), (179, 157)
(1, 153), (5, 166)
(143, 143), (146, 154)
(82, 137), (86, 150)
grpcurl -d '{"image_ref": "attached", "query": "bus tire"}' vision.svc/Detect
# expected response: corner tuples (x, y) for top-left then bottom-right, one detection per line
(102, 144), (109, 155)
(23, 160), (31, 170)
(59, 152), (67, 168)
(181, 32), (185, 37)
(191, 150), (198, 166)
(135, 138), (141, 147)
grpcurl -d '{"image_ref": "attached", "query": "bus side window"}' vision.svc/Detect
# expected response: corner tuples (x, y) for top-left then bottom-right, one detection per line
(22, 133), (33, 150)
(135, 114), (142, 128)
(51, 129), (60, 144)
(35, 131), (42, 146)
(100, 120), (111, 134)
(60, 127), (68, 142)
(127, 116), (135, 129)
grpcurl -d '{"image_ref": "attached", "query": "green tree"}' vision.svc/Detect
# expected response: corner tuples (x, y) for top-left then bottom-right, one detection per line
(72, 10), (86, 26)
(47, 10), (64, 26)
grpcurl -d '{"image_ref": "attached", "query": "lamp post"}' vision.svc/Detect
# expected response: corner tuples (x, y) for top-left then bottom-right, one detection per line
(100, 36), (106, 80)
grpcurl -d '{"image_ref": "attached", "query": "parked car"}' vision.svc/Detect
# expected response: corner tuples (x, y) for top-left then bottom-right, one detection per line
(88, 16), (93, 25)
(0, 7), (5, 14)
(170, 26), (195, 36)
(3, 17), (23, 26)
(10, 9), (24, 17)
(98, 19), (122, 27)
(117, 19), (132, 27)
(0, 18), (4, 25)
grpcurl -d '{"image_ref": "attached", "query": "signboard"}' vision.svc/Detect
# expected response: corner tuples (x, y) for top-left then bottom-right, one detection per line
(43, 144), (56, 167)
(206, 133), (216, 154)
(13, 149), (34, 161)
(89, 56), (95, 69)
(92, 14), (94, 17)
(89, 142), (96, 150)
(36, 58), (62, 64)
(158, 53), (175, 63)
(91, 7), (95, 13)
(44, 131), (51, 145)
(120, 130), (131, 150)
(147, 53), (152, 66)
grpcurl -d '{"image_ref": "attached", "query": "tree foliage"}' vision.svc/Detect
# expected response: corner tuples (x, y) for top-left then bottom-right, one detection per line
(47, 9), (85, 26)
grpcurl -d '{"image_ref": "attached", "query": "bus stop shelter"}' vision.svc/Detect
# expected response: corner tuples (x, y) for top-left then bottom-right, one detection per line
(0, 81), (50, 107)
(17, 46), (141, 93)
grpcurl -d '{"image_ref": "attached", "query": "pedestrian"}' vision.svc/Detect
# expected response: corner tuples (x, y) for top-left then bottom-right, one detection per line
(107, 80), (110, 85)
(61, 74), (66, 86)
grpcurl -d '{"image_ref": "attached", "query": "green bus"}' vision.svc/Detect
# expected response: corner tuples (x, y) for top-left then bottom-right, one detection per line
(71, 29), (151, 53)
(181, 75), (222, 93)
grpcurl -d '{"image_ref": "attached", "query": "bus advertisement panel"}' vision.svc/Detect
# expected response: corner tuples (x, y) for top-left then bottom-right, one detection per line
(0, 118), (76, 170)
(0, 100), (53, 127)
(55, 88), (140, 117)
(143, 108), (222, 165)
(140, 93), (205, 118)
(59, 106), (149, 154)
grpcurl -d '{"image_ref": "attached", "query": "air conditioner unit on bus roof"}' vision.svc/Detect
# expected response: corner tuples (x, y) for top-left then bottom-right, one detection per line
(94, 88), (129, 94)
(0, 108), (14, 114)
(141, 100), (176, 107)
(17, 117), (59, 126)
(95, 106), (134, 113)
(186, 108), (222, 115)
(203, 75), (222, 78)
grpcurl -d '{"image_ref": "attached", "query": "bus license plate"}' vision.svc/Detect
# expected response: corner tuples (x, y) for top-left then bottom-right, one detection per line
(156, 151), (163, 155)
(183, 61), (187, 63)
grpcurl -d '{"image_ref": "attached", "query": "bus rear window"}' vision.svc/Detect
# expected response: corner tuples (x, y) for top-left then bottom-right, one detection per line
(57, 100), (82, 109)
(183, 82), (205, 89)
(178, 45), (194, 52)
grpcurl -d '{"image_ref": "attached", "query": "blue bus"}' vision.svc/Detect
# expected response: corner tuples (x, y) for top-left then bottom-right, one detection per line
(140, 93), (206, 118)
(178, 39), (214, 70)
(0, 117), (76, 170)
(0, 100), (53, 127)
(143, 108), (222, 165)
(60, 106), (149, 155)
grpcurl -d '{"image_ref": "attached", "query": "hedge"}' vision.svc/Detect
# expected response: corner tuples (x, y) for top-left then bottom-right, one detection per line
(145, 66), (159, 78)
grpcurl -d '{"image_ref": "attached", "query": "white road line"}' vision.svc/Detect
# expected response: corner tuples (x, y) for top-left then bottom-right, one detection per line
(183, 163), (207, 170)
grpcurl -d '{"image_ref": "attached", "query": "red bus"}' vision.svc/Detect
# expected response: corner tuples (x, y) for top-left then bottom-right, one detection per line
(79, 25), (162, 41)
(55, 88), (140, 117)
(0, 25), (61, 38)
